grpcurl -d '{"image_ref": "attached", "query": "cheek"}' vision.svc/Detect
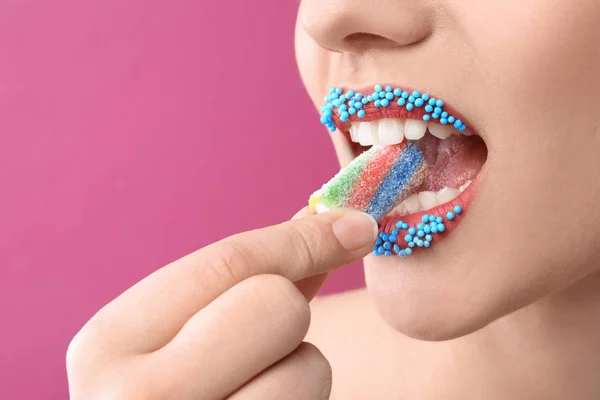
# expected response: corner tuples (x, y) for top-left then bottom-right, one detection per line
(294, 22), (330, 106)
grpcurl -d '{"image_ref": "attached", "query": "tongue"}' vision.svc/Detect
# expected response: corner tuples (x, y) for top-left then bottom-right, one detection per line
(417, 134), (487, 192)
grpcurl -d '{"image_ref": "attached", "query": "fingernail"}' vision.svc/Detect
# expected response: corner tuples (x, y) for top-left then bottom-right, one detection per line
(332, 210), (378, 251)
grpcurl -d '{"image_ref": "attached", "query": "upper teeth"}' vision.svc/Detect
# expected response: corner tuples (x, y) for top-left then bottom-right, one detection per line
(348, 118), (466, 146)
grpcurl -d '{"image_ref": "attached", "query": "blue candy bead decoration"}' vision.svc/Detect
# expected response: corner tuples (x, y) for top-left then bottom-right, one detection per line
(426, 234), (433, 242)
(358, 110), (366, 118)
(402, 91), (409, 99)
(376, 237), (383, 245)
(375, 84), (383, 92)
(396, 221), (404, 229)
(415, 98), (424, 107)
(408, 227), (416, 235)
(436, 217), (443, 224)
(406, 103), (414, 111)
(402, 223), (409, 229)
(383, 242), (392, 250)
(425, 105), (434, 113)
(393, 244), (401, 254)
(454, 205), (463, 214)
(423, 115), (431, 121)
(422, 93), (430, 101)
(349, 108), (356, 115)
(421, 214), (429, 223)
(374, 100), (381, 107)
(399, 250), (407, 257)
(381, 99), (390, 107)
(448, 116), (455, 123)
(408, 242), (415, 248)
(446, 212), (455, 221)
(424, 225), (431, 234)
(386, 92), (394, 100)
(424, 241), (431, 248)
(417, 230), (425, 238)
(394, 88), (402, 96)
(437, 223), (446, 232)
(405, 234), (413, 243)
(398, 98), (406, 106)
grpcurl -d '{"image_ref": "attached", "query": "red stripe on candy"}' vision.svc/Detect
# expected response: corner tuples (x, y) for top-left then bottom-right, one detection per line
(345, 143), (405, 211)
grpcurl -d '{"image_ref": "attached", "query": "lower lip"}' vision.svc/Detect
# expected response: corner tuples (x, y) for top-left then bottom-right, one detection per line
(377, 171), (482, 241)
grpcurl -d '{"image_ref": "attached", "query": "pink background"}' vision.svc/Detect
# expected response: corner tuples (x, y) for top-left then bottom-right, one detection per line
(0, 1), (364, 398)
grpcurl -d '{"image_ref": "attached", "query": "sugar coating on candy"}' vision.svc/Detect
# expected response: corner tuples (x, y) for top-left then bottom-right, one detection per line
(317, 146), (376, 208)
(346, 144), (405, 211)
(367, 142), (426, 220)
(309, 142), (427, 221)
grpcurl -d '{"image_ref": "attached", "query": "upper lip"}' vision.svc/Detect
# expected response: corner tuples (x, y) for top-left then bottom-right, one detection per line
(322, 84), (477, 136)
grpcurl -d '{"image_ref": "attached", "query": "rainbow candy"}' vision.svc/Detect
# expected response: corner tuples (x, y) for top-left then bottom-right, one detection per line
(309, 142), (427, 221)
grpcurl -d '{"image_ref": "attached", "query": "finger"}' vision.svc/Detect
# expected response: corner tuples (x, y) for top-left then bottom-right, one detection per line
(228, 343), (332, 400)
(146, 275), (310, 400)
(292, 207), (329, 300)
(86, 208), (377, 355)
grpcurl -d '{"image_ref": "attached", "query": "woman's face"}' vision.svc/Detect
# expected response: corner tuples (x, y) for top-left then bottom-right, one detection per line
(295, 0), (600, 340)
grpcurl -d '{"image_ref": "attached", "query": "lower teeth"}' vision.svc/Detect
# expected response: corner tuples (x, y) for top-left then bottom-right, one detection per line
(393, 180), (472, 216)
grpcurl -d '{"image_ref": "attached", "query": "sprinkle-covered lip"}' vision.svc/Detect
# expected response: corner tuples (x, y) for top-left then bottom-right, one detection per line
(320, 84), (477, 135)
(318, 84), (486, 258)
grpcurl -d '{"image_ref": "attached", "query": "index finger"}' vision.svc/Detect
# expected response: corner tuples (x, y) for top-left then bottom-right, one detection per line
(81, 208), (377, 355)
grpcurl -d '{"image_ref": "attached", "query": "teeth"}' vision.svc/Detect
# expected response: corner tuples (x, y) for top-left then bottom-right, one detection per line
(436, 187), (460, 204)
(378, 119), (405, 145)
(459, 180), (472, 192)
(428, 123), (454, 140)
(404, 119), (428, 140)
(348, 119), (472, 145)
(418, 191), (438, 210)
(392, 184), (469, 215)
(349, 124), (359, 143)
(403, 194), (424, 214)
(358, 121), (379, 146)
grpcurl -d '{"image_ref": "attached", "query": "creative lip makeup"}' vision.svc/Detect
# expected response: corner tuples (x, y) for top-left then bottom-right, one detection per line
(315, 84), (488, 257)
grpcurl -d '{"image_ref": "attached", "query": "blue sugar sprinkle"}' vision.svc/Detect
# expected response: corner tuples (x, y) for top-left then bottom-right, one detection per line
(402, 91), (409, 99)
(408, 96), (415, 103)
(436, 99), (444, 107)
(405, 248), (413, 255)
(448, 116), (455, 123)
(417, 230), (425, 238)
(396, 221), (404, 229)
(379, 92), (386, 99)
(405, 234), (413, 242)
(436, 217), (443, 224)
(358, 110), (366, 118)
(402, 223), (409, 229)
(406, 103), (414, 111)
(412, 90), (421, 98)
(425, 105), (434, 113)
(373, 250), (379, 256)
(415, 98), (424, 107)
(454, 205), (463, 214)
(393, 244), (401, 254)
(356, 93), (363, 100)
(392, 229), (399, 235)
(382, 233), (390, 241)
(385, 250), (392, 257)
(440, 118), (448, 125)
(349, 108), (356, 115)
(424, 225), (431, 234)
(362, 98), (369, 104)
(385, 85), (393, 92)
(394, 88), (402, 96)
(431, 225), (439, 233)
(375, 84), (383, 92)
(437, 223), (446, 232)
(417, 240), (424, 247)
(423, 115), (431, 121)
(383, 242), (392, 250)
(389, 235), (397, 243)
(434, 107), (442, 114)
(454, 120), (463, 129)
(422, 93), (430, 101)
(367, 96), (373, 101)
(374, 100), (381, 107)
(432, 113), (439, 119)
(399, 250), (407, 257)
(340, 112), (349, 122)
(347, 90), (355, 97)
(441, 111), (449, 118)
(413, 236), (419, 243)
(376, 237), (383, 245)
(429, 98), (437, 105)
(408, 242), (415, 248)
(424, 241), (431, 248)
(408, 227), (416, 235)
(377, 246), (385, 254)
(426, 234), (433, 242)
(354, 101), (363, 109)
(335, 88), (343, 95)
(446, 212), (455, 220)
(421, 214), (429, 223)
(381, 99), (390, 107)
(398, 98), (406, 106)
(386, 92), (394, 100)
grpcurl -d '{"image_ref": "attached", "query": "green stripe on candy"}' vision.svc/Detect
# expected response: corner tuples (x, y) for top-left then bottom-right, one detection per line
(319, 146), (377, 208)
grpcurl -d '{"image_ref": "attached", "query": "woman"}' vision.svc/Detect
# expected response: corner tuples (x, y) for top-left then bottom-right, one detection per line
(67, 0), (600, 398)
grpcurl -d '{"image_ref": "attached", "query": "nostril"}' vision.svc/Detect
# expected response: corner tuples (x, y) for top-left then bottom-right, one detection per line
(344, 32), (403, 50)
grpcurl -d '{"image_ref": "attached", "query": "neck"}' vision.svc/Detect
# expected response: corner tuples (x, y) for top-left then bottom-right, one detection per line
(448, 270), (600, 398)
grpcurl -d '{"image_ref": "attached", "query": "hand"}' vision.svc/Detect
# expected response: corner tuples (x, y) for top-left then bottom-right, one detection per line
(66, 208), (377, 399)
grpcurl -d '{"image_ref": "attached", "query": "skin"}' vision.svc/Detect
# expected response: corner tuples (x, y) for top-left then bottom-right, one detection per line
(66, 208), (377, 399)
(68, 0), (600, 398)
(295, 0), (600, 397)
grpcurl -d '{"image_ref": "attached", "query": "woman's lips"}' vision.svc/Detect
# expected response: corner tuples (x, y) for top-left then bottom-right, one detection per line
(320, 84), (487, 257)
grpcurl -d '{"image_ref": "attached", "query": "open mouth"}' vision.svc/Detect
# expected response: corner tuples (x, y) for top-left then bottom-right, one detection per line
(320, 85), (488, 256)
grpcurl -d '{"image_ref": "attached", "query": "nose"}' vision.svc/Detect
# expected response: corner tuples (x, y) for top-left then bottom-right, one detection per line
(298, 0), (435, 53)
